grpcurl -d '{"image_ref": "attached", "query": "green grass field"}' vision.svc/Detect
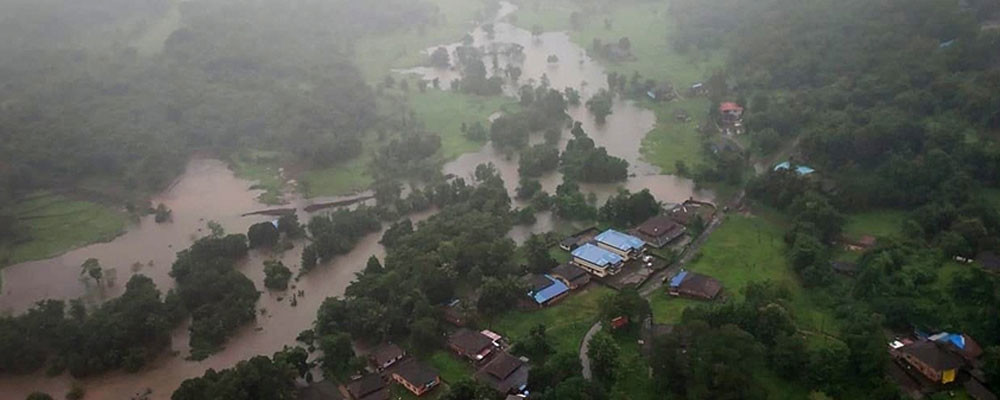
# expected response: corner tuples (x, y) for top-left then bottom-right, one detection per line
(650, 214), (838, 335)
(408, 91), (517, 160)
(427, 350), (474, 384)
(1, 193), (130, 276)
(355, 0), (488, 82)
(640, 98), (710, 174)
(512, 0), (724, 84)
(299, 155), (373, 198)
(843, 210), (906, 241)
(229, 150), (287, 204)
(490, 285), (613, 354)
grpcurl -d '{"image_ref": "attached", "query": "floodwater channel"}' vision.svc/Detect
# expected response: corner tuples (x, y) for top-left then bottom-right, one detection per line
(0, 1), (712, 397)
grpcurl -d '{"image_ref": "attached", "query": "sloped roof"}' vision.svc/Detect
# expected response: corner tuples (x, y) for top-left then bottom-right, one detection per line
(595, 229), (646, 252)
(552, 263), (588, 281)
(572, 244), (623, 268)
(475, 352), (529, 394)
(347, 374), (388, 400)
(393, 360), (439, 387)
(637, 216), (685, 238)
(448, 329), (494, 355)
(669, 270), (689, 288)
(528, 275), (569, 304)
(719, 102), (743, 112)
(369, 343), (404, 367)
(900, 341), (965, 371)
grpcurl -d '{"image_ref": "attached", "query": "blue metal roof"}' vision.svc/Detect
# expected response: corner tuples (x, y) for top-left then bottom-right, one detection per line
(931, 332), (967, 349)
(669, 270), (689, 288)
(571, 244), (623, 268)
(595, 229), (646, 252)
(529, 275), (570, 304)
(774, 161), (815, 175)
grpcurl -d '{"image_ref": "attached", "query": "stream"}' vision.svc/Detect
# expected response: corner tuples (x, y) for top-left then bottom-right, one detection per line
(0, 1), (711, 397)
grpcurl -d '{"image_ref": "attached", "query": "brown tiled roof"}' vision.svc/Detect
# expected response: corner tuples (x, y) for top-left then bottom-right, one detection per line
(475, 353), (528, 394)
(298, 381), (344, 400)
(525, 274), (555, 292)
(482, 352), (523, 380)
(393, 360), (439, 387)
(637, 216), (685, 238)
(347, 374), (388, 400)
(966, 379), (998, 400)
(900, 341), (965, 371)
(552, 263), (587, 281)
(448, 329), (493, 355)
(679, 273), (722, 299)
(369, 343), (404, 367)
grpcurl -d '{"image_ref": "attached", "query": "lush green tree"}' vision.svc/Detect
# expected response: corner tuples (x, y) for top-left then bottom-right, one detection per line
(599, 288), (650, 327)
(477, 277), (525, 318)
(598, 189), (660, 228)
(519, 144), (560, 178)
(263, 260), (292, 290)
(586, 89), (613, 123)
(513, 324), (554, 361)
(171, 351), (300, 400)
(440, 379), (499, 400)
(318, 332), (355, 379)
(524, 234), (558, 274)
(80, 258), (103, 285)
(586, 331), (620, 385)
(559, 123), (628, 183)
(26, 393), (53, 400)
(516, 179), (542, 200)
(247, 221), (280, 249)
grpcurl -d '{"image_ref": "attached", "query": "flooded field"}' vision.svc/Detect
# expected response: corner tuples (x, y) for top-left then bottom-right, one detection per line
(0, 1), (710, 397)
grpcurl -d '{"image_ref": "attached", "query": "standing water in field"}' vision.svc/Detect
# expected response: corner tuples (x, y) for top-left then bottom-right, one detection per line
(401, 1), (713, 241)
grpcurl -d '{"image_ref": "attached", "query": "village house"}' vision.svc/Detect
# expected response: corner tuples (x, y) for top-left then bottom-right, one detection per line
(297, 381), (343, 400)
(929, 332), (983, 362)
(474, 352), (530, 395)
(447, 329), (496, 363)
(571, 243), (625, 277)
(667, 270), (722, 300)
(390, 360), (441, 397)
(368, 343), (405, 372)
(524, 274), (570, 308)
(845, 235), (878, 252)
(551, 263), (591, 289)
(633, 215), (687, 248)
(719, 102), (744, 123)
(594, 229), (646, 260)
(977, 251), (1000, 272)
(346, 374), (389, 400)
(829, 260), (858, 276)
(441, 299), (468, 327)
(893, 340), (965, 384)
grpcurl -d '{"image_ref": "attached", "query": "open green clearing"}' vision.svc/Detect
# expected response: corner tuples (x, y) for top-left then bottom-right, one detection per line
(511, 0), (723, 84)
(640, 98), (710, 174)
(843, 209), (906, 241)
(0, 193), (129, 273)
(355, 0), (488, 82)
(651, 214), (838, 335)
(229, 150), (287, 204)
(299, 156), (373, 198)
(408, 91), (517, 160)
(427, 350), (474, 384)
(491, 285), (612, 355)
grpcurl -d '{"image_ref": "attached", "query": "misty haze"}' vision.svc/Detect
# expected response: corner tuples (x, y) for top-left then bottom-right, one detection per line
(0, 0), (999, 399)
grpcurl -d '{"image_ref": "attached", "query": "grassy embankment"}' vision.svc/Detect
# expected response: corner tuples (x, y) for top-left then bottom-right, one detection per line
(408, 90), (518, 160)
(510, 0), (723, 175)
(0, 192), (130, 288)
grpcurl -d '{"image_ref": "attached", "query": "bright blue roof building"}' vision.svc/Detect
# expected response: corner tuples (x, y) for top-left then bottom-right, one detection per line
(595, 229), (646, 254)
(572, 244), (623, 267)
(528, 275), (570, 306)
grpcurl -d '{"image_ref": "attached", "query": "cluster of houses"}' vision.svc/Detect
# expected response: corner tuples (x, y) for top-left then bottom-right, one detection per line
(447, 328), (530, 397)
(890, 332), (996, 400)
(334, 343), (442, 400)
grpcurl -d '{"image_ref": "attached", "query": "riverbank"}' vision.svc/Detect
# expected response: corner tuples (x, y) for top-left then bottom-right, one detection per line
(0, 192), (130, 276)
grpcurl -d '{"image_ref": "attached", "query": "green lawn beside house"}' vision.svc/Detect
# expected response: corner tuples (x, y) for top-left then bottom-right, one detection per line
(426, 350), (475, 384)
(1, 192), (129, 271)
(490, 285), (612, 354)
(640, 98), (711, 175)
(842, 209), (907, 241)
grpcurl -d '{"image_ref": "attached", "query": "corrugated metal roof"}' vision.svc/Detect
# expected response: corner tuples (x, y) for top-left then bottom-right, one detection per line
(774, 161), (815, 175)
(669, 270), (689, 288)
(529, 275), (569, 304)
(595, 229), (646, 252)
(571, 244), (623, 268)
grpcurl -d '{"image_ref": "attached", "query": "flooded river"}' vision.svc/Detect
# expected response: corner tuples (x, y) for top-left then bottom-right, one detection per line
(1, 1), (711, 397)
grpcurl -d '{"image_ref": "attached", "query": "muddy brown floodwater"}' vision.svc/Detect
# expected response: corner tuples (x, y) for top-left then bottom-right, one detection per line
(1, 1), (711, 397)
(0, 159), (423, 399)
(411, 1), (713, 242)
